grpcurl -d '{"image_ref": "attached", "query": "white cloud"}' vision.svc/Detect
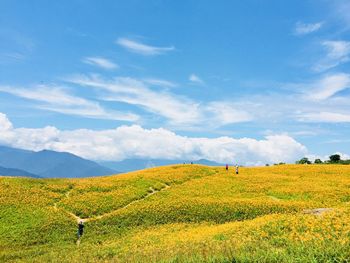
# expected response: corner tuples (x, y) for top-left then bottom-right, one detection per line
(298, 111), (350, 123)
(189, 74), (204, 84)
(306, 73), (350, 100)
(313, 41), (350, 72)
(0, 112), (307, 165)
(0, 113), (15, 144)
(82, 57), (118, 70)
(67, 74), (201, 125)
(66, 74), (253, 127)
(294, 21), (323, 35)
(206, 76), (350, 125)
(143, 78), (177, 88)
(116, 38), (174, 56)
(0, 113), (13, 130)
(338, 152), (350, 160)
(0, 85), (138, 121)
(205, 102), (253, 125)
(323, 41), (350, 59)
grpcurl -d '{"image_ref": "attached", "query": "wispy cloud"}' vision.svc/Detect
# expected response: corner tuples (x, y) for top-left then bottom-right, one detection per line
(143, 78), (177, 88)
(82, 56), (119, 70)
(298, 111), (350, 123)
(67, 74), (201, 125)
(0, 52), (26, 64)
(313, 40), (350, 72)
(205, 73), (350, 125)
(294, 21), (323, 36)
(116, 38), (174, 56)
(0, 85), (138, 121)
(205, 102), (253, 125)
(189, 74), (204, 84)
(66, 74), (252, 128)
(306, 73), (350, 100)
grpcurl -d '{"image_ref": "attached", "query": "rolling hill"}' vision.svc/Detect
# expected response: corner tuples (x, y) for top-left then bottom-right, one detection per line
(1, 164), (350, 262)
(100, 158), (224, 173)
(0, 145), (116, 178)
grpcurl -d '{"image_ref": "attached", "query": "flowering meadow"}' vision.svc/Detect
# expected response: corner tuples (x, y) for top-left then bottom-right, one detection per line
(1, 164), (350, 262)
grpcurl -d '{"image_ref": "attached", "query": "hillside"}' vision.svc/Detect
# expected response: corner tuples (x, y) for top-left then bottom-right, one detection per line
(100, 158), (224, 172)
(0, 146), (116, 178)
(1, 164), (350, 262)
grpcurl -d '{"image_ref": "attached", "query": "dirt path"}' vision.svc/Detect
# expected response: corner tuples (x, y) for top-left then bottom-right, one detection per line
(54, 184), (170, 224)
(302, 208), (333, 216)
(92, 184), (170, 221)
(53, 170), (219, 245)
(53, 188), (82, 222)
(83, 184), (170, 222)
(55, 168), (220, 224)
(267, 195), (281, 201)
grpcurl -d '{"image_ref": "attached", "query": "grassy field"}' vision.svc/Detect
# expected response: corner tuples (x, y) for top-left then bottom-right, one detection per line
(1, 164), (350, 262)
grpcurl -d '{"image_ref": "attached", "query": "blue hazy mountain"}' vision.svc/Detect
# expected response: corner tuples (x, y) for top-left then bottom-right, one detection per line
(0, 165), (41, 178)
(0, 145), (116, 178)
(99, 158), (224, 173)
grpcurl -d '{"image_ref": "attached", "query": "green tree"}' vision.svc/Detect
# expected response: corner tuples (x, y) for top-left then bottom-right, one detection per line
(329, 154), (341, 163)
(297, 157), (311, 164)
(314, 159), (323, 164)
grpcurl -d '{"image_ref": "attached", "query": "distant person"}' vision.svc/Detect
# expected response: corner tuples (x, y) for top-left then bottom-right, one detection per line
(226, 164), (228, 171)
(77, 221), (84, 239)
(235, 165), (239, 175)
(191, 162), (193, 165)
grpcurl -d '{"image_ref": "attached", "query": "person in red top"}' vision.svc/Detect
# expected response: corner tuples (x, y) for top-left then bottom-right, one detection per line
(225, 164), (228, 171)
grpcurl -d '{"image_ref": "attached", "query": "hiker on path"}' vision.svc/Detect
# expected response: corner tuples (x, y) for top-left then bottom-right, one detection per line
(226, 164), (228, 171)
(77, 221), (84, 239)
(235, 165), (239, 175)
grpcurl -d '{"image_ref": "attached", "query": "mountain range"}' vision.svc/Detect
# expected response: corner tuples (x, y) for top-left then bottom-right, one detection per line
(0, 165), (41, 178)
(0, 145), (116, 178)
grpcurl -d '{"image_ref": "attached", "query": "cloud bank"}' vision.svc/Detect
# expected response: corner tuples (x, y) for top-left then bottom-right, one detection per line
(0, 112), (307, 165)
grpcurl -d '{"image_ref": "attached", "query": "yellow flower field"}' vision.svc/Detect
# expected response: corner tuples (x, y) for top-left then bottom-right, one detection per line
(1, 164), (350, 262)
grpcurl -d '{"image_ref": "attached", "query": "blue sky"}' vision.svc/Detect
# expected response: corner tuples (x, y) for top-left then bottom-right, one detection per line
(0, 0), (350, 164)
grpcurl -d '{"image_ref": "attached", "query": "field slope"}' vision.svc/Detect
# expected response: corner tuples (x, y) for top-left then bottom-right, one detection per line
(1, 164), (350, 262)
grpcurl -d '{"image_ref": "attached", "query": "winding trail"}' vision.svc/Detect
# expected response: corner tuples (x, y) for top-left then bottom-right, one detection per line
(53, 167), (220, 225)
(51, 169), (218, 246)
(53, 183), (171, 246)
(54, 184), (170, 224)
(302, 208), (334, 216)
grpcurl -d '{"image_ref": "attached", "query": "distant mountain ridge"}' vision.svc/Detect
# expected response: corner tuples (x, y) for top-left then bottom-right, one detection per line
(0, 145), (116, 178)
(100, 158), (224, 173)
(0, 166), (41, 178)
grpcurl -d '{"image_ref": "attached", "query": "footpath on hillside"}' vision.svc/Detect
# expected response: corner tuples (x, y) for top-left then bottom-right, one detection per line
(54, 183), (170, 224)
